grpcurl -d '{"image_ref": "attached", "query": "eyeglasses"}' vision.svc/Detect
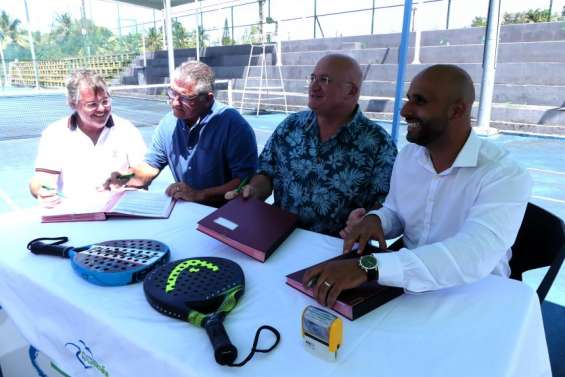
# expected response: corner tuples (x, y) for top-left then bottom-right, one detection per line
(81, 97), (111, 111)
(167, 88), (204, 106)
(306, 74), (333, 86)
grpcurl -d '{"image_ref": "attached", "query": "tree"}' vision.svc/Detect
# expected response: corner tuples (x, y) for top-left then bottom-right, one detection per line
(471, 16), (487, 27)
(241, 25), (262, 44)
(502, 9), (551, 24)
(0, 11), (28, 86)
(172, 20), (190, 48)
(197, 25), (209, 49)
(471, 8), (564, 27)
(221, 18), (233, 46)
(145, 26), (163, 51)
(52, 13), (73, 44)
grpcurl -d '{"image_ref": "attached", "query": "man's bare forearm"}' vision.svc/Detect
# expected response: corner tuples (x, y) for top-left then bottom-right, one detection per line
(129, 162), (161, 188)
(199, 177), (242, 205)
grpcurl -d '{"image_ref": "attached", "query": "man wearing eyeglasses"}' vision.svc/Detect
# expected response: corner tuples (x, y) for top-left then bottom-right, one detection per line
(104, 61), (257, 206)
(29, 69), (146, 206)
(304, 65), (531, 307)
(226, 54), (397, 236)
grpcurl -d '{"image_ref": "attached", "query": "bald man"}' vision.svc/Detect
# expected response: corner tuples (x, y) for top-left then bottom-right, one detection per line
(226, 54), (397, 236)
(305, 64), (532, 307)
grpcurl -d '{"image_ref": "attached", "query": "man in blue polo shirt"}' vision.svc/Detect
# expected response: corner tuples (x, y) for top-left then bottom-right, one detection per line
(104, 61), (258, 206)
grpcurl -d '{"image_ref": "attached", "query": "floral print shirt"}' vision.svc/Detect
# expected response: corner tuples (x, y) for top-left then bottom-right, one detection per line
(258, 107), (397, 236)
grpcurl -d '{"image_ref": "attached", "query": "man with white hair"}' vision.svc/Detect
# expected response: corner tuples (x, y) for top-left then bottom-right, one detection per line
(105, 61), (258, 206)
(29, 69), (146, 206)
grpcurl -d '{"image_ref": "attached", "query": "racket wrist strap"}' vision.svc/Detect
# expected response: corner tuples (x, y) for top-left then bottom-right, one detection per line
(27, 237), (72, 258)
(229, 325), (281, 367)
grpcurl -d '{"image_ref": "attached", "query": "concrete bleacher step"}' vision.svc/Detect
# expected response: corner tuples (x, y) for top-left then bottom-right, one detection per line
(120, 21), (565, 136)
(282, 22), (565, 52)
(282, 40), (565, 65)
(236, 62), (565, 87)
(217, 91), (565, 136)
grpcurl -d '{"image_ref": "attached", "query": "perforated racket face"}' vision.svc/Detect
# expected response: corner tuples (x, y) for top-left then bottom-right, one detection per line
(73, 239), (169, 273)
(144, 257), (244, 323)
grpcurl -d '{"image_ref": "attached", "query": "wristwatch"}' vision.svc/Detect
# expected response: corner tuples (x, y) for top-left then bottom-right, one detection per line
(358, 254), (379, 281)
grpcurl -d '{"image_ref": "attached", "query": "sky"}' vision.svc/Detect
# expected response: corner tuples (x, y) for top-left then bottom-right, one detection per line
(0, 0), (563, 44)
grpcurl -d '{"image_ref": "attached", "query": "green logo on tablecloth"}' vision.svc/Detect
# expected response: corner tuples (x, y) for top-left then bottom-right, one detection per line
(65, 340), (109, 377)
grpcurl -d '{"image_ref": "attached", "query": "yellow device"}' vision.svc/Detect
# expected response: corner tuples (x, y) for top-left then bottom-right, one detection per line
(301, 305), (343, 360)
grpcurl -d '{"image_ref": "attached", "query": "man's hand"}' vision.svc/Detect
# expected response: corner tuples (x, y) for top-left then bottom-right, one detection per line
(37, 186), (62, 208)
(100, 171), (133, 191)
(166, 182), (205, 202)
(224, 184), (258, 200)
(302, 259), (368, 307)
(339, 208), (367, 239)
(343, 215), (386, 254)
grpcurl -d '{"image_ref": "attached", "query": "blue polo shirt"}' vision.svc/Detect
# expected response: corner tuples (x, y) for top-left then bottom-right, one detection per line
(145, 100), (258, 190)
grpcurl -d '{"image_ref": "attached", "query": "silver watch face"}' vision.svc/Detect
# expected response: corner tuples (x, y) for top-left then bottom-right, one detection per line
(360, 255), (377, 270)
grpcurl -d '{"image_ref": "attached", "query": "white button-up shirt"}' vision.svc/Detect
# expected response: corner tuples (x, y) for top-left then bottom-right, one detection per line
(368, 130), (532, 293)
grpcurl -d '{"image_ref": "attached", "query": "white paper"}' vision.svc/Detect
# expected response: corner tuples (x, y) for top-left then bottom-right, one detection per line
(110, 191), (173, 218)
(213, 217), (239, 231)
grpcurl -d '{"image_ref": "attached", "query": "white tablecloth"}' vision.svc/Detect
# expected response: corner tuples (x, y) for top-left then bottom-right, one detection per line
(0, 202), (552, 377)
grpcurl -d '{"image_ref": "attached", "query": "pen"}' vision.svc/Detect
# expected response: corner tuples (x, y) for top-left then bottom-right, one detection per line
(118, 172), (134, 180)
(235, 177), (249, 194)
(41, 185), (64, 197)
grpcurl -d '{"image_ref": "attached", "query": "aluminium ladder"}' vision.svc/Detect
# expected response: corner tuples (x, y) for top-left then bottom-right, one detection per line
(239, 42), (288, 116)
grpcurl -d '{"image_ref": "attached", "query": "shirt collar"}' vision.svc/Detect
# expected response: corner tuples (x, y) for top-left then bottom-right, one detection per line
(304, 105), (364, 137)
(68, 112), (115, 130)
(451, 129), (480, 168)
(182, 99), (216, 130)
(415, 129), (480, 173)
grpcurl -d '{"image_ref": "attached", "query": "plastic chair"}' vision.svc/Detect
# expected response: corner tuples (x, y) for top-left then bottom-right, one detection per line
(510, 203), (565, 303)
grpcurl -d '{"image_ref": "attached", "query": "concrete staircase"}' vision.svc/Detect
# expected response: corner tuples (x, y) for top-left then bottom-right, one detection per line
(120, 21), (565, 136)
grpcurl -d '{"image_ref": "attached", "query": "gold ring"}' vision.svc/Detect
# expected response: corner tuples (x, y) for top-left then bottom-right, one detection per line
(323, 281), (332, 288)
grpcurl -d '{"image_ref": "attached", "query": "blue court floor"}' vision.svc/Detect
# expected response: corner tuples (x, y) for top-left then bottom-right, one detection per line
(0, 94), (564, 375)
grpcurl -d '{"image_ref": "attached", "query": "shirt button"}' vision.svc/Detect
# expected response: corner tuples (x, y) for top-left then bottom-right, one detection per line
(188, 166), (192, 170)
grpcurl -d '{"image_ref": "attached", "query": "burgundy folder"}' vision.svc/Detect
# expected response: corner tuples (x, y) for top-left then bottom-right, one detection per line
(197, 197), (298, 262)
(286, 252), (404, 320)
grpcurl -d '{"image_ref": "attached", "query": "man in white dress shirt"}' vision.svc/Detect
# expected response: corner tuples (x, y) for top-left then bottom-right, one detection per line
(303, 64), (532, 307)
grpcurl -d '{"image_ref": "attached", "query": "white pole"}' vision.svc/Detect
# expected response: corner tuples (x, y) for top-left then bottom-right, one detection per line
(476, 0), (502, 136)
(161, 11), (167, 50)
(196, 0), (202, 61)
(163, 0), (175, 83)
(142, 32), (147, 67)
(411, 0), (422, 64)
(228, 79), (233, 106)
(23, 0), (40, 89)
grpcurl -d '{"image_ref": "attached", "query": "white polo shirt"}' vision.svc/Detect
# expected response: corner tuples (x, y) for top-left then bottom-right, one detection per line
(368, 130), (532, 293)
(35, 114), (146, 198)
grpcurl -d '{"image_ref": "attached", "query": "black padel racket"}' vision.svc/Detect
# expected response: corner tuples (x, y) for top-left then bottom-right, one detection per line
(143, 257), (280, 366)
(27, 237), (170, 286)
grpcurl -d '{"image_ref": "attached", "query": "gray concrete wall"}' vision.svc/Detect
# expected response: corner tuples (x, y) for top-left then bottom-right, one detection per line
(125, 21), (565, 134)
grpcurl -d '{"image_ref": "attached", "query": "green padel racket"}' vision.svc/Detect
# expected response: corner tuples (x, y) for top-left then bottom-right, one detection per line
(143, 257), (280, 366)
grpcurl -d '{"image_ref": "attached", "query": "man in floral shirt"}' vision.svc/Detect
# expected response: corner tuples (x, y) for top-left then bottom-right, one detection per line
(226, 54), (397, 236)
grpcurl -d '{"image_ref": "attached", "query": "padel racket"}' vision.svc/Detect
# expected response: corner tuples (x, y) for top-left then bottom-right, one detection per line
(27, 237), (170, 286)
(143, 257), (280, 366)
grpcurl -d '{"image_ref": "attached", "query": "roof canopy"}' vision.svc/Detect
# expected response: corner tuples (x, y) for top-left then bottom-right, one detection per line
(114, 0), (195, 10)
